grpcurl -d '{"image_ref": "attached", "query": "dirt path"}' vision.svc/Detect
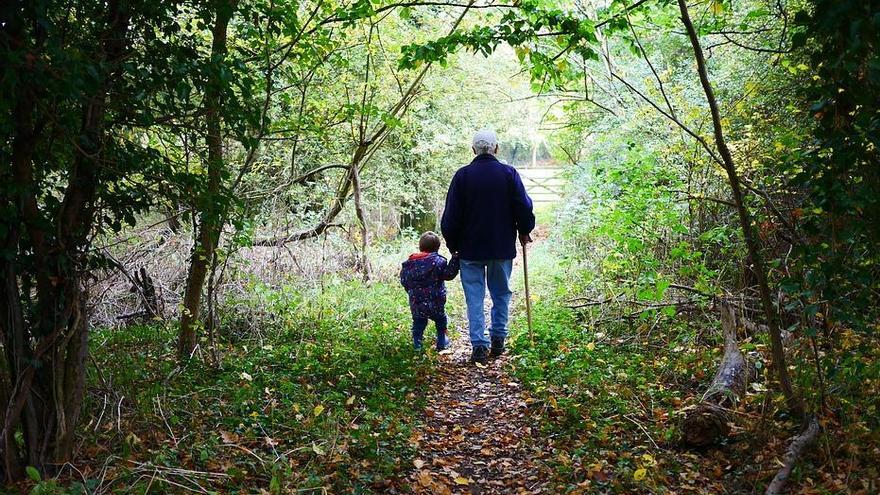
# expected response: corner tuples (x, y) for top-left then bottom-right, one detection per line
(407, 252), (551, 494)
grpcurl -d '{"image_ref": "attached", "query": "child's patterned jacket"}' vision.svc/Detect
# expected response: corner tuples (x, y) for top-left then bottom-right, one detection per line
(399, 252), (460, 319)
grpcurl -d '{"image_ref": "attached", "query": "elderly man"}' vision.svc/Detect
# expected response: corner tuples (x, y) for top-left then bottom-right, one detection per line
(441, 129), (536, 364)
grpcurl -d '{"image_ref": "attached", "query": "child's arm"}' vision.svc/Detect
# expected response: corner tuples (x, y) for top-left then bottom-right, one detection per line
(439, 253), (460, 281)
(400, 264), (412, 290)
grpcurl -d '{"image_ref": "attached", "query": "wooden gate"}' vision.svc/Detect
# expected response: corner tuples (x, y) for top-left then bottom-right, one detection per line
(517, 167), (565, 204)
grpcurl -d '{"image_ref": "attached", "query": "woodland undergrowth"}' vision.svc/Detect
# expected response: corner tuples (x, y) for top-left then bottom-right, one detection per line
(506, 230), (879, 494)
(25, 269), (440, 494)
(19, 216), (880, 494)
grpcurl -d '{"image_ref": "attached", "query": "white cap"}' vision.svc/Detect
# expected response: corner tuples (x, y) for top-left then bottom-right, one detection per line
(472, 129), (498, 149)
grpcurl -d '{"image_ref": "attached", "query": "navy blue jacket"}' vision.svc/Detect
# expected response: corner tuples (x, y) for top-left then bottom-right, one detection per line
(441, 154), (536, 260)
(400, 252), (460, 319)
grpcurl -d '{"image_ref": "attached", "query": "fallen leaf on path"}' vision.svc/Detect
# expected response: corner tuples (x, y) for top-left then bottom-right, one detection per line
(418, 469), (432, 487)
(634, 467), (647, 481)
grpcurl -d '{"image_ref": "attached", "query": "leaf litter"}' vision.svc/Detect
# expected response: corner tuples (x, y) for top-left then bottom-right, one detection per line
(407, 324), (552, 494)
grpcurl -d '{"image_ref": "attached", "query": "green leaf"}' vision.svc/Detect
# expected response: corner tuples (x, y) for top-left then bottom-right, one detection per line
(269, 475), (282, 494)
(26, 466), (40, 482)
(655, 279), (671, 300)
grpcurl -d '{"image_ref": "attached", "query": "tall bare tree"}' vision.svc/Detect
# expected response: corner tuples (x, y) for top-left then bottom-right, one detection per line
(178, 0), (240, 360)
(676, 0), (804, 420)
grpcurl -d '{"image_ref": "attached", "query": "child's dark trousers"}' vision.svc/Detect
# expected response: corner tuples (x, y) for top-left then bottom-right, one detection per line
(412, 314), (449, 351)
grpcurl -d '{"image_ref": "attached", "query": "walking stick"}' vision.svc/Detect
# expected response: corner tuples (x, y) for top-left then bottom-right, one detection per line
(522, 239), (534, 346)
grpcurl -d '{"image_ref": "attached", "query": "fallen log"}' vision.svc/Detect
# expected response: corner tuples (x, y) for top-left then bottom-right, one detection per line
(765, 416), (820, 495)
(681, 301), (750, 447)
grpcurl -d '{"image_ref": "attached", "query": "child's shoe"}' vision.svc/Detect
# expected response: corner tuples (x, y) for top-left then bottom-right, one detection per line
(436, 329), (449, 351)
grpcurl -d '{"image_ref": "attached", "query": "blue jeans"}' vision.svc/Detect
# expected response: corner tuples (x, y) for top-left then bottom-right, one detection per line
(460, 259), (513, 348)
(412, 314), (449, 350)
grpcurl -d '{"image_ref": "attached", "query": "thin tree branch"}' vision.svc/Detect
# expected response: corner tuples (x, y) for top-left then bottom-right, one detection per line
(611, 71), (724, 166)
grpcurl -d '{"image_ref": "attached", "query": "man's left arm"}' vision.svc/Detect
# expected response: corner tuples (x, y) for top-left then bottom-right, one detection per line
(510, 169), (536, 240)
(440, 171), (463, 252)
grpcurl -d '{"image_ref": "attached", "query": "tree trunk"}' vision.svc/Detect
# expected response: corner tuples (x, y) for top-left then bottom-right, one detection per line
(351, 157), (371, 281)
(0, 261), (25, 481)
(682, 301), (750, 447)
(1, 24), (45, 476)
(178, 0), (239, 361)
(1, 0), (129, 480)
(676, 0), (805, 421)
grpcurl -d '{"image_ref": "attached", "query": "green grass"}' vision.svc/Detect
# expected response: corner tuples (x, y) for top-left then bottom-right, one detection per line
(28, 223), (877, 494)
(506, 241), (743, 494)
(502, 228), (880, 494)
(59, 278), (436, 494)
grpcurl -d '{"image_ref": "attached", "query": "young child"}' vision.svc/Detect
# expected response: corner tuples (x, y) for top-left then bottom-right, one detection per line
(400, 231), (460, 351)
